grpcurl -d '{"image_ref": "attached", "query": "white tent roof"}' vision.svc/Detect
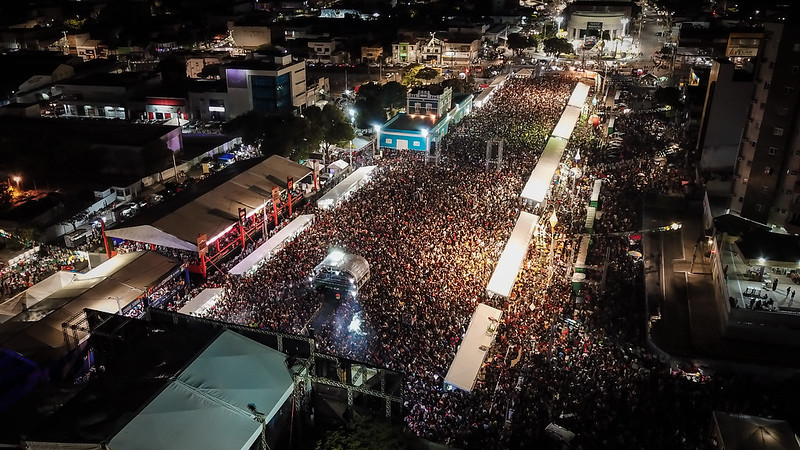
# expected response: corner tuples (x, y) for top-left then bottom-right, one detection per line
(328, 159), (349, 171)
(105, 225), (197, 251)
(444, 303), (503, 392)
(487, 212), (539, 298)
(229, 214), (315, 275)
(521, 137), (568, 204)
(567, 82), (590, 108)
(714, 411), (800, 450)
(552, 105), (581, 140)
(109, 330), (294, 450)
(178, 287), (224, 315)
(317, 165), (376, 210)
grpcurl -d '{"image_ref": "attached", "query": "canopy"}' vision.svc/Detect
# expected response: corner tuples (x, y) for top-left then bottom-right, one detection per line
(317, 166), (376, 210)
(229, 215), (315, 275)
(552, 105), (581, 140)
(714, 411), (800, 450)
(575, 235), (590, 271)
(328, 159), (349, 171)
(105, 225), (197, 251)
(444, 303), (503, 392)
(567, 82), (590, 108)
(521, 137), (568, 204)
(108, 330), (293, 450)
(313, 250), (370, 288)
(178, 287), (224, 316)
(487, 212), (539, 298)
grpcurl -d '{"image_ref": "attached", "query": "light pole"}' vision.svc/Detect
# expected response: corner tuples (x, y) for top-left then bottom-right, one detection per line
(12, 176), (21, 191)
(373, 124), (381, 159)
(548, 210), (558, 282)
(556, 16), (563, 35)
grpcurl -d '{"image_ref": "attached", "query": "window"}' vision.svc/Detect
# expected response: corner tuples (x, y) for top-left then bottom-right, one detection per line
(764, 166), (774, 175)
(756, 203), (763, 212)
(762, 185), (770, 193)
(769, 146), (778, 155)
(774, 127), (784, 136)
(778, 107), (789, 116)
(785, 86), (795, 94)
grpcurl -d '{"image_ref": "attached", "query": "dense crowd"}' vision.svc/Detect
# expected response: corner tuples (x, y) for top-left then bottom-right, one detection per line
(195, 74), (800, 449)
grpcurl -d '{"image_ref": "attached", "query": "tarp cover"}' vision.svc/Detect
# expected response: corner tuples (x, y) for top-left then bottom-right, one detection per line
(229, 214), (314, 275)
(178, 287), (224, 315)
(444, 303), (503, 392)
(521, 137), (568, 204)
(567, 82), (590, 108)
(552, 105), (581, 140)
(714, 411), (800, 450)
(105, 225), (197, 251)
(487, 212), (539, 298)
(317, 166), (376, 210)
(109, 330), (293, 450)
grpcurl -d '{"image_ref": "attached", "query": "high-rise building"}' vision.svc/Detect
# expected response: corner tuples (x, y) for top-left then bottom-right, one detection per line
(730, 22), (800, 231)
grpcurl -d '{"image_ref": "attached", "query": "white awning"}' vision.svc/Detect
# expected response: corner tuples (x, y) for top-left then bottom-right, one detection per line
(105, 225), (197, 251)
(521, 137), (568, 204)
(444, 303), (503, 392)
(178, 288), (224, 315)
(317, 166), (376, 210)
(228, 214), (315, 275)
(487, 212), (539, 298)
(567, 82), (590, 108)
(551, 105), (581, 140)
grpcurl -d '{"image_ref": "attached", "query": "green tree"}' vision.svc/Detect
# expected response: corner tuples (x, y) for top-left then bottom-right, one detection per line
(380, 81), (407, 113)
(415, 67), (439, 82)
(401, 63), (423, 86)
(354, 96), (387, 129)
(305, 104), (355, 161)
(442, 76), (475, 93)
(506, 33), (531, 54)
(543, 37), (574, 57)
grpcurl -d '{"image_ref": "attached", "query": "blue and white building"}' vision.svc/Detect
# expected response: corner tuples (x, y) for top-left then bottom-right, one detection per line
(377, 85), (473, 154)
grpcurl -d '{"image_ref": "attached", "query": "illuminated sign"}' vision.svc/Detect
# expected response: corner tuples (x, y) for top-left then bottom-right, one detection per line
(208, 106), (226, 112)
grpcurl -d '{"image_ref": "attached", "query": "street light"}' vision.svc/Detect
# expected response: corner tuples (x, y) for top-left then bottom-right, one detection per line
(556, 16), (564, 33)
(621, 17), (629, 37)
(12, 176), (21, 190)
(373, 124), (381, 157)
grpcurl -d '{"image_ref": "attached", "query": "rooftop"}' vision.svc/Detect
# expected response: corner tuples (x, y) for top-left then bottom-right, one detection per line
(384, 113), (440, 132)
(56, 71), (160, 88)
(0, 117), (180, 148)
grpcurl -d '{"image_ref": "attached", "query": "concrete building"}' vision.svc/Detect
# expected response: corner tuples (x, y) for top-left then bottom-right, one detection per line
(360, 44), (384, 63)
(697, 59), (754, 175)
(564, 1), (634, 41)
(229, 24), (272, 50)
(223, 49), (307, 117)
(55, 72), (162, 120)
(391, 41), (420, 64)
(730, 22), (800, 231)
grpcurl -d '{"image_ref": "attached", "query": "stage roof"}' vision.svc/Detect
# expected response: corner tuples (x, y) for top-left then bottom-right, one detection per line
(109, 155), (311, 249)
(714, 411), (800, 450)
(521, 137), (568, 204)
(487, 212), (540, 298)
(0, 252), (178, 364)
(444, 303), (503, 392)
(108, 330), (293, 450)
(229, 214), (315, 275)
(317, 166), (376, 210)
(314, 250), (370, 283)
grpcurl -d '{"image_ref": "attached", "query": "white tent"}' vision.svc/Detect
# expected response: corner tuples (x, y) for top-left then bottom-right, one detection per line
(521, 137), (568, 205)
(551, 105), (582, 140)
(487, 212), (539, 298)
(105, 225), (197, 251)
(567, 82), (590, 108)
(317, 166), (376, 210)
(108, 330), (294, 450)
(229, 214), (315, 276)
(714, 411), (800, 450)
(178, 287), (224, 315)
(444, 303), (503, 392)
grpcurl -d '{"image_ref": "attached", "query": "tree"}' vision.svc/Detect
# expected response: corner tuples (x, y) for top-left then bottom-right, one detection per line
(401, 63), (423, 86)
(380, 81), (407, 112)
(543, 37), (574, 58)
(415, 67), (439, 82)
(654, 87), (682, 108)
(442, 76), (475, 93)
(506, 33), (531, 54)
(354, 96), (387, 129)
(305, 104), (355, 161)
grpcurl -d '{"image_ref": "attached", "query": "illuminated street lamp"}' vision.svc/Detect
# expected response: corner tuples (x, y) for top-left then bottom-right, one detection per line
(556, 16), (564, 33)
(12, 176), (21, 190)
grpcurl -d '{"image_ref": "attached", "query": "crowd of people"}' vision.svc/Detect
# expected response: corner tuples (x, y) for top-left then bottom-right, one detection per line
(181, 73), (800, 449)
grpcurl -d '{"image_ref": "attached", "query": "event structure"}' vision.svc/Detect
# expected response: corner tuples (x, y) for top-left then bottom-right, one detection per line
(229, 214), (315, 275)
(487, 212), (540, 298)
(312, 250), (370, 293)
(106, 155), (312, 277)
(317, 166), (377, 210)
(444, 303), (503, 392)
